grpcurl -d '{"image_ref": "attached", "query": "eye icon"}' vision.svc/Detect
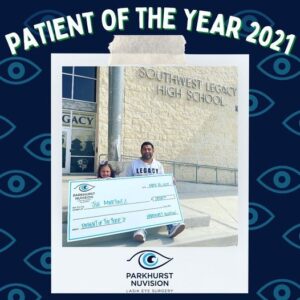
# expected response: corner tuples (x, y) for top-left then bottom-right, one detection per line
(24, 133), (51, 161)
(283, 224), (300, 250)
(257, 279), (300, 300)
(0, 116), (16, 140)
(249, 89), (275, 117)
(233, 10), (274, 37)
(0, 228), (16, 253)
(0, 283), (41, 300)
(282, 110), (300, 136)
(24, 9), (66, 38)
(257, 53), (300, 80)
(0, 57), (41, 85)
(24, 246), (51, 275)
(0, 170), (42, 198)
(127, 250), (173, 270)
(74, 183), (95, 192)
(249, 202), (275, 230)
(257, 166), (300, 194)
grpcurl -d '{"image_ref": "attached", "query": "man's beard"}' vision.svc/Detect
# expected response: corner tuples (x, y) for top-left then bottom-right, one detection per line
(142, 153), (152, 160)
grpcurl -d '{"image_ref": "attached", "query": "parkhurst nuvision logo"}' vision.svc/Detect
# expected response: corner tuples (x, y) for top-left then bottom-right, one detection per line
(74, 183), (95, 192)
(126, 250), (174, 293)
(127, 250), (173, 270)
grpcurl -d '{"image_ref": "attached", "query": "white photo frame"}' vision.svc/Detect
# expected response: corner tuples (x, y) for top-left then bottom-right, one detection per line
(51, 54), (249, 293)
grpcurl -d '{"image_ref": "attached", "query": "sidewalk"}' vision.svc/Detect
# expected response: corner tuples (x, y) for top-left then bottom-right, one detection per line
(62, 179), (238, 247)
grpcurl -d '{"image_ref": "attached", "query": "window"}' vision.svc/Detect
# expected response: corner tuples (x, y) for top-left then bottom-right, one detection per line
(62, 66), (97, 174)
(62, 67), (97, 102)
(62, 110), (96, 174)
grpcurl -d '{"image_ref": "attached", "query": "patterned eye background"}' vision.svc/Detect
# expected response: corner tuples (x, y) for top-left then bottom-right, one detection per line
(23, 9), (66, 38)
(0, 1), (299, 299)
(0, 170), (42, 198)
(249, 203), (275, 230)
(249, 89), (275, 117)
(0, 116), (16, 139)
(257, 279), (300, 300)
(23, 133), (51, 161)
(24, 246), (51, 275)
(0, 57), (42, 85)
(233, 9), (275, 38)
(257, 53), (300, 80)
(257, 166), (300, 194)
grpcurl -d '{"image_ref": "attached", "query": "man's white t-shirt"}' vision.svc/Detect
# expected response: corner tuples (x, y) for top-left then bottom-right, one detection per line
(126, 158), (164, 176)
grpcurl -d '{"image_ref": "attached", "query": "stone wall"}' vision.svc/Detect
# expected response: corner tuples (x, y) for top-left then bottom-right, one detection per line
(97, 66), (238, 183)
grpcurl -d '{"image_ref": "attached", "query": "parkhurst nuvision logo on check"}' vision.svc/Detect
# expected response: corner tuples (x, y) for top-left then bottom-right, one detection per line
(74, 183), (95, 192)
(126, 250), (174, 293)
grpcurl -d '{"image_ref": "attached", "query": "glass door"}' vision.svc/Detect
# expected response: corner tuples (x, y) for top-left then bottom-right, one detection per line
(62, 129), (71, 173)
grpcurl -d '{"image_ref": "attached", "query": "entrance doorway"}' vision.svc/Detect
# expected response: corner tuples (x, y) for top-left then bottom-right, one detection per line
(62, 129), (71, 173)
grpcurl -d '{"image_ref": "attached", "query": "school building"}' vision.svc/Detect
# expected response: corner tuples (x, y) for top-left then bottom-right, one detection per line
(62, 66), (238, 185)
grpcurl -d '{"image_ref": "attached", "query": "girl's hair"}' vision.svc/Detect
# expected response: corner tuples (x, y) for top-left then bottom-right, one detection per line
(97, 161), (116, 178)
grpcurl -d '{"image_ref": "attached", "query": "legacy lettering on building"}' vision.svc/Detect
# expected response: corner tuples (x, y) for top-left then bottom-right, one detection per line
(62, 111), (96, 128)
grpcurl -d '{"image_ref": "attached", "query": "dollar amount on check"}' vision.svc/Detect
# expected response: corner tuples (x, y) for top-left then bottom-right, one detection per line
(67, 174), (184, 242)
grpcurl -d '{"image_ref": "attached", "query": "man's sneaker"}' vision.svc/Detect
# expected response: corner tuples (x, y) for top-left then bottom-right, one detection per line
(133, 229), (146, 242)
(168, 223), (185, 238)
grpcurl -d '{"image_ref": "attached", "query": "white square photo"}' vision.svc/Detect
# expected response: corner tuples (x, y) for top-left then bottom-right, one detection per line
(51, 54), (249, 293)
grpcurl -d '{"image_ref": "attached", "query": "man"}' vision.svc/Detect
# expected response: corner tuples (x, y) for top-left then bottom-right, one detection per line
(126, 141), (185, 242)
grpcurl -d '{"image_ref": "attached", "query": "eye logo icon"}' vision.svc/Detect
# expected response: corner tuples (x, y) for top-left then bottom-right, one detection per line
(249, 202), (275, 230)
(257, 279), (300, 300)
(257, 53), (300, 80)
(249, 89), (275, 117)
(283, 110), (300, 136)
(0, 170), (42, 198)
(0, 116), (16, 140)
(24, 9), (66, 38)
(0, 57), (41, 85)
(257, 166), (300, 194)
(74, 183), (95, 192)
(24, 246), (51, 275)
(0, 283), (41, 300)
(0, 228), (16, 253)
(282, 224), (300, 250)
(24, 133), (51, 161)
(233, 10), (274, 38)
(127, 250), (173, 270)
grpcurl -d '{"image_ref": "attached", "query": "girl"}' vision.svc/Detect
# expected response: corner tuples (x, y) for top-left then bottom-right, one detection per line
(97, 161), (116, 178)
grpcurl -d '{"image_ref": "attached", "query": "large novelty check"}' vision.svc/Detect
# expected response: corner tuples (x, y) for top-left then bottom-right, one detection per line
(67, 174), (184, 242)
